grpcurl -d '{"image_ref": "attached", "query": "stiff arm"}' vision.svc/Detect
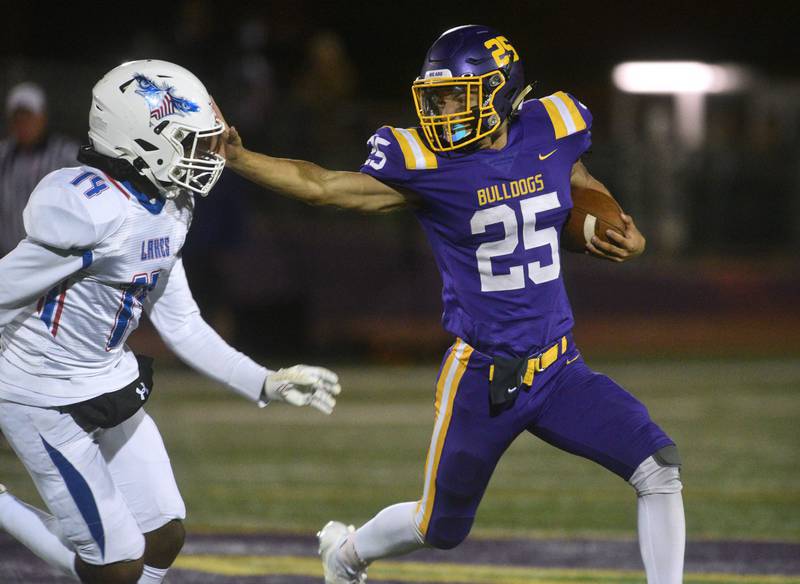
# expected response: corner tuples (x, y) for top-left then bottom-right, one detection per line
(223, 126), (409, 214)
(225, 125), (600, 214)
(218, 115), (643, 260)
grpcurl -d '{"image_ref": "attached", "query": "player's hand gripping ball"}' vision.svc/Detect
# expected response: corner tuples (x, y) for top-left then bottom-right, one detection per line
(562, 187), (645, 262)
(264, 365), (341, 414)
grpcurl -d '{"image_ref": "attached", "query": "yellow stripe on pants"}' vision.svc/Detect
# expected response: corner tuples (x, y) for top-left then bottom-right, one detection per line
(415, 339), (473, 536)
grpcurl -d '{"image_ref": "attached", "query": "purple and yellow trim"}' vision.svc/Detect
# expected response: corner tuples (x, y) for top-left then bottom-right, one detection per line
(390, 127), (438, 170)
(415, 339), (474, 535)
(540, 92), (587, 139)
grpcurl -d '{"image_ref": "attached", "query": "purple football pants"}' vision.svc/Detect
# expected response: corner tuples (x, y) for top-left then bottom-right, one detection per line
(414, 336), (674, 550)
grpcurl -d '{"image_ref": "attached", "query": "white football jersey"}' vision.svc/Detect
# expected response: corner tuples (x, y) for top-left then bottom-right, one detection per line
(0, 165), (192, 405)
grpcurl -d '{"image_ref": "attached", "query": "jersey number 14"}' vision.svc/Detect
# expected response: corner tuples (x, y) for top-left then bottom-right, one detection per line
(471, 192), (561, 292)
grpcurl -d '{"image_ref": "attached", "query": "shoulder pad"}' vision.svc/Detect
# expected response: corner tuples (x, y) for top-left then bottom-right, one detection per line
(537, 91), (592, 140)
(386, 126), (438, 170)
(23, 166), (128, 250)
(362, 125), (438, 175)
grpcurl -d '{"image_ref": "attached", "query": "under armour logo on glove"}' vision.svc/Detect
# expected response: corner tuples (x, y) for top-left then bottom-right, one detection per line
(136, 383), (149, 401)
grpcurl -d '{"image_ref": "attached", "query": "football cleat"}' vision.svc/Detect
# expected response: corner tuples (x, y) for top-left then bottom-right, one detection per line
(317, 521), (367, 584)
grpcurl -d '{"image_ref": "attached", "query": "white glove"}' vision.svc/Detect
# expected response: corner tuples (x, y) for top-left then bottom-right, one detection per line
(263, 365), (341, 414)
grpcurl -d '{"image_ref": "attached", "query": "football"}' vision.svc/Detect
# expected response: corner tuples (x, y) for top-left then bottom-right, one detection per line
(562, 187), (626, 252)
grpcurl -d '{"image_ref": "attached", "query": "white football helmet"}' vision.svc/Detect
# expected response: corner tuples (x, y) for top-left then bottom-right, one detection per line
(88, 59), (224, 198)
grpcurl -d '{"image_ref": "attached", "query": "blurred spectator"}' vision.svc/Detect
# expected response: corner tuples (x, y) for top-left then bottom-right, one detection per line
(290, 30), (365, 169)
(294, 30), (357, 111)
(0, 82), (78, 256)
(220, 14), (276, 152)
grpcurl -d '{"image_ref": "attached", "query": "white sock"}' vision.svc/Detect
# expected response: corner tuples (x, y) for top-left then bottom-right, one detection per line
(0, 492), (78, 579)
(353, 501), (425, 564)
(138, 564), (169, 583)
(638, 492), (686, 584)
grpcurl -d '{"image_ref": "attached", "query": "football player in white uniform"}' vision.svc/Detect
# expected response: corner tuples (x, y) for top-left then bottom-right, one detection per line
(0, 60), (341, 584)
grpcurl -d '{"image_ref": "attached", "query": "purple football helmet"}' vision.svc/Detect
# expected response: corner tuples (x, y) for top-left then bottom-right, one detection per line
(412, 25), (525, 151)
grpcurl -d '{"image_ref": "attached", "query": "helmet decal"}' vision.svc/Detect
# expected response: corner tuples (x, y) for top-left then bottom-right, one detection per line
(484, 36), (519, 68)
(424, 69), (454, 79)
(133, 74), (200, 123)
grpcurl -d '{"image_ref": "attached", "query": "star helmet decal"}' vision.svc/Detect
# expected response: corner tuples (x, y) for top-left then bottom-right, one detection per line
(132, 74), (200, 123)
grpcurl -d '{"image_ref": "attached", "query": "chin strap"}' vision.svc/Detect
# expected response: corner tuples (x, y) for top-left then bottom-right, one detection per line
(511, 83), (537, 113)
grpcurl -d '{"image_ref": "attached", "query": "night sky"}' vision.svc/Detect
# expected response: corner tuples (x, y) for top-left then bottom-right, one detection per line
(2, 0), (794, 97)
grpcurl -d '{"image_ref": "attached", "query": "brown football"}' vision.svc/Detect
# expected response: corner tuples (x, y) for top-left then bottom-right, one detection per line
(561, 187), (626, 252)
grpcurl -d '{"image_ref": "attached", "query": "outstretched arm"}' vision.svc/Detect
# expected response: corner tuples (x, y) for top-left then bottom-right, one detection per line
(571, 160), (646, 262)
(216, 106), (408, 213)
(144, 259), (340, 414)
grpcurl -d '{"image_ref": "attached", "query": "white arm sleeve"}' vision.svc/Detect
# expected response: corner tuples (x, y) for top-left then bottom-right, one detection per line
(144, 258), (270, 404)
(0, 238), (90, 329)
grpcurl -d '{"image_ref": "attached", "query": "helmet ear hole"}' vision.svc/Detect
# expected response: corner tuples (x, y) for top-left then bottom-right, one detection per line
(179, 132), (196, 152)
(134, 139), (159, 152)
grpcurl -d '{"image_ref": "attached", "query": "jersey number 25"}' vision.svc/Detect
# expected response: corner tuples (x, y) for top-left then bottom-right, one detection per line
(470, 193), (561, 292)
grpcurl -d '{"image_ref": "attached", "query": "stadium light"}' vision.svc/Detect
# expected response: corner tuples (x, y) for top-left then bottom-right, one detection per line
(612, 61), (745, 94)
(612, 61), (748, 149)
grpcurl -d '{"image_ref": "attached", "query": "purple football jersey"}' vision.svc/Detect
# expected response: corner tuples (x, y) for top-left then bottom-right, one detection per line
(360, 92), (593, 358)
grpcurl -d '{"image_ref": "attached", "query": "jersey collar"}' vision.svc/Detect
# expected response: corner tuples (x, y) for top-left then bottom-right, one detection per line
(120, 180), (166, 215)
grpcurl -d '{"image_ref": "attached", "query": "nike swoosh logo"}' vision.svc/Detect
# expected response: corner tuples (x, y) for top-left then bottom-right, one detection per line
(506, 386), (518, 394)
(566, 354), (580, 365)
(538, 149), (557, 160)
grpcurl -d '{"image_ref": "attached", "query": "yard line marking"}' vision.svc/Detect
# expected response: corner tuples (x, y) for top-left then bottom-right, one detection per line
(174, 555), (800, 584)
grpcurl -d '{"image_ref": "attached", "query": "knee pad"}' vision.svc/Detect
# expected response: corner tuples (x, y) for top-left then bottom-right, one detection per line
(629, 446), (682, 497)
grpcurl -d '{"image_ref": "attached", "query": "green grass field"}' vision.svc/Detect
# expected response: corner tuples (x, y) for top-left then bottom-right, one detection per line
(2, 358), (799, 542)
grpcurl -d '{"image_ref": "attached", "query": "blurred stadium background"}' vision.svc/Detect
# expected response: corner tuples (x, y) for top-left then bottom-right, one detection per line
(1, 1), (798, 582)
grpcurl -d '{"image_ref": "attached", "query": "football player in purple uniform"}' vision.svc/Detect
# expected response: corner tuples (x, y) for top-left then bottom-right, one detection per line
(219, 24), (684, 584)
